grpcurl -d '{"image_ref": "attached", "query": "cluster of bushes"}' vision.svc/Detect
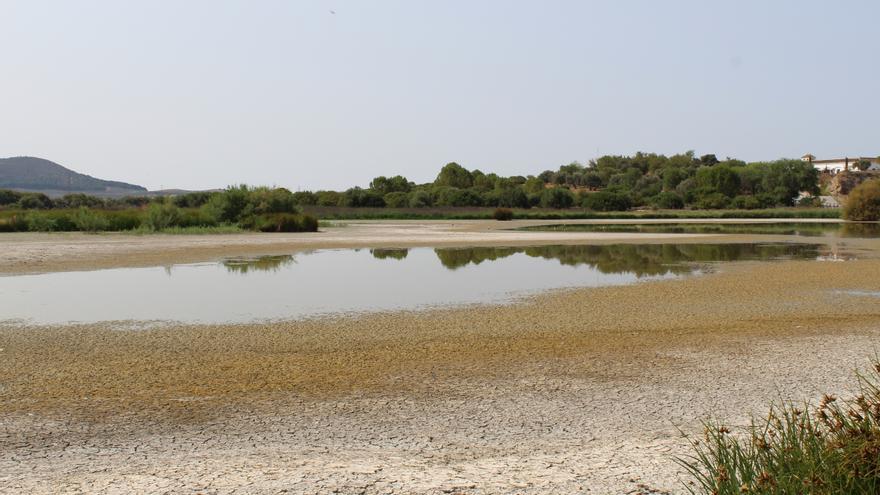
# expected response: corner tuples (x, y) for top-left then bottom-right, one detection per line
(0, 186), (318, 233)
(843, 179), (880, 221)
(285, 153), (823, 212)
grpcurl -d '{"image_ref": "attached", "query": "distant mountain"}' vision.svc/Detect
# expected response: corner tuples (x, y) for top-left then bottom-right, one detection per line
(0, 156), (147, 197)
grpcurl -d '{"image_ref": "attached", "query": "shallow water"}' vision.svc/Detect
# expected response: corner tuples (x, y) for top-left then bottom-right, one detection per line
(521, 222), (880, 238)
(0, 243), (829, 325)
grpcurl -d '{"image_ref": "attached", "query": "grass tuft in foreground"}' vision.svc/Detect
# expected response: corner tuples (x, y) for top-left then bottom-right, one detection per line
(678, 359), (880, 494)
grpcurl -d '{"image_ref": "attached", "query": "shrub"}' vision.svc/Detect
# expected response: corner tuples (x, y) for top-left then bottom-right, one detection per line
(177, 208), (218, 228)
(145, 202), (182, 230)
(582, 191), (632, 211)
(797, 196), (822, 207)
(539, 187), (575, 209)
(58, 193), (104, 209)
(679, 359), (880, 495)
(0, 214), (28, 232)
(172, 191), (216, 208)
(731, 195), (761, 210)
(25, 212), (57, 231)
(204, 185), (251, 222)
(492, 208), (514, 221)
(695, 193), (730, 210)
(73, 207), (109, 232)
(652, 192), (684, 209)
(843, 179), (880, 221)
(103, 210), (142, 231)
(251, 213), (319, 232)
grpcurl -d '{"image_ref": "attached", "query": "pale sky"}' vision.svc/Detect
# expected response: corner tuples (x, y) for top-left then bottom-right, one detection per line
(1, 0), (878, 191)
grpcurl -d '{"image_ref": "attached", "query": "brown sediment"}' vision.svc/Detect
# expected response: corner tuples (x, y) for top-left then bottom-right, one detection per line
(1, 243), (880, 493)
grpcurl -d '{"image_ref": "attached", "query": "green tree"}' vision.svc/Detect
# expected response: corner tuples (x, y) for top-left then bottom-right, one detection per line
(383, 191), (409, 208)
(408, 190), (432, 208)
(523, 177), (545, 195)
(204, 185), (251, 222)
(369, 175), (411, 195)
(17, 193), (53, 209)
(696, 165), (741, 197)
(582, 191), (632, 211)
(434, 162), (473, 188)
(315, 190), (341, 206)
(662, 168), (686, 191)
(0, 189), (22, 206)
(539, 187), (575, 209)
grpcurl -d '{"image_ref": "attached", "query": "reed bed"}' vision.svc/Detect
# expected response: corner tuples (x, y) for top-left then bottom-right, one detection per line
(679, 360), (880, 494)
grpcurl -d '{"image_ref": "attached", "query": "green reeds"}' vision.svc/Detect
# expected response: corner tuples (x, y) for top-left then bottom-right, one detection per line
(678, 360), (880, 494)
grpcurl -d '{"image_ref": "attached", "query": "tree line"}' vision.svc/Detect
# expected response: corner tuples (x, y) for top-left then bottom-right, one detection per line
(0, 151), (823, 217)
(287, 151), (821, 211)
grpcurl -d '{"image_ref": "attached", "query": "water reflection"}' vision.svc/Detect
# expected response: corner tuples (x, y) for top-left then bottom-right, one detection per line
(522, 222), (880, 238)
(0, 243), (845, 325)
(370, 248), (409, 260)
(368, 243), (824, 277)
(223, 255), (295, 273)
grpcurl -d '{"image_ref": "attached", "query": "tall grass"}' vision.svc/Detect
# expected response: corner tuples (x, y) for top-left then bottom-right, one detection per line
(678, 360), (880, 494)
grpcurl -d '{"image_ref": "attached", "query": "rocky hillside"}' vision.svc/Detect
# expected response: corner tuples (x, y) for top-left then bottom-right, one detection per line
(824, 170), (880, 197)
(0, 156), (146, 196)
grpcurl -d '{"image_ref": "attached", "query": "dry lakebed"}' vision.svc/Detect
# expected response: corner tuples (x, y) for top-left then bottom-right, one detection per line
(1, 220), (879, 494)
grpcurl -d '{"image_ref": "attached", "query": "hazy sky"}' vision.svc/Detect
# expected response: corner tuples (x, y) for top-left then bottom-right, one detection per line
(1, 1), (878, 191)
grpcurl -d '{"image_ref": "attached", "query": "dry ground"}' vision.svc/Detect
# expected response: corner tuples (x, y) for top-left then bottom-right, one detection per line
(1, 222), (879, 494)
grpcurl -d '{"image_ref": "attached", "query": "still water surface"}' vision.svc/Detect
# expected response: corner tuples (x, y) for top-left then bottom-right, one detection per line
(0, 243), (827, 325)
(520, 222), (880, 237)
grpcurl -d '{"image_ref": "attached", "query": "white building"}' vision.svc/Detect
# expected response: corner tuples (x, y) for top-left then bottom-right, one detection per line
(802, 154), (880, 173)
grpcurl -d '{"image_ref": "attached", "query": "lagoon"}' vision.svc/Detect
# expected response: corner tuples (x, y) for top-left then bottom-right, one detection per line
(0, 242), (828, 325)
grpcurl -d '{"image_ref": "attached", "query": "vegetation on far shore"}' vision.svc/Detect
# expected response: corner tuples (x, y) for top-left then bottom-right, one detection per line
(519, 222), (880, 238)
(680, 359), (880, 494)
(302, 205), (840, 220)
(292, 152), (828, 212)
(0, 185), (317, 233)
(1, 150), (876, 231)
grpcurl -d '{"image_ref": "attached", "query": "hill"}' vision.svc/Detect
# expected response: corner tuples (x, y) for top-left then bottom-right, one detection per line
(0, 156), (147, 196)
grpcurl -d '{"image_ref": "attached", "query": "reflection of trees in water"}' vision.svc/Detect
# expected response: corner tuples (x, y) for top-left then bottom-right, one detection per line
(530, 223), (880, 238)
(840, 223), (880, 238)
(223, 255), (296, 273)
(434, 244), (822, 276)
(370, 248), (409, 260)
